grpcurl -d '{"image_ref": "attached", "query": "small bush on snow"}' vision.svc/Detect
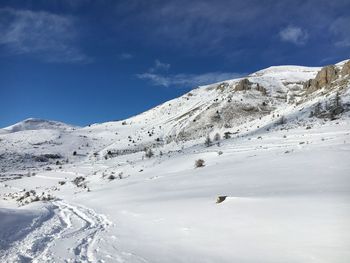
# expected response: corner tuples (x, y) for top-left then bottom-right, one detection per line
(72, 176), (86, 188)
(204, 136), (212, 147)
(145, 148), (154, 158)
(195, 159), (205, 168)
(214, 133), (221, 141)
(108, 174), (116, 180)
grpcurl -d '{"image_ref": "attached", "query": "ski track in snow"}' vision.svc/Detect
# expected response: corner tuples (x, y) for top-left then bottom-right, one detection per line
(0, 200), (113, 263)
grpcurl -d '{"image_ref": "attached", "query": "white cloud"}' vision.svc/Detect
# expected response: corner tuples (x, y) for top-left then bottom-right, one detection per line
(0, 8), (90, 63)
(150, 59), (170, 72)
(138, 58), (243, 87)
(137, 72), (244, 88)
(279, 26), (308, 45)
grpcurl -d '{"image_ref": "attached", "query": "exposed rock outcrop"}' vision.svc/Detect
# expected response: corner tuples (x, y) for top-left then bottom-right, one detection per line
(304, 61), (350, 92)
(216, 82), (229, 91)
(316, 65), (338, 87)
(255, 83), (267, 95)
(235, 78), (267, 95)
(216, 196), (227, 203)
(235, 78), (252, 91)
(341, 60), (350, 76)
(304, 65), (338, 91)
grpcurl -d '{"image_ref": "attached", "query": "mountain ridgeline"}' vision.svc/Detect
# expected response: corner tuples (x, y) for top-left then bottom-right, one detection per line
(0, 59), (349, 173)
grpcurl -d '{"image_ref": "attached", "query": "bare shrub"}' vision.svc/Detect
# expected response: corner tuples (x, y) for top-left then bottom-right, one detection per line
(72, 176), (86, 188)
(224, 132), (231, 139)
(214, 133), (221, 141)
(145, 148), (154, 158)
(204, 136), (212, 147)
(195, 159), (205, 168)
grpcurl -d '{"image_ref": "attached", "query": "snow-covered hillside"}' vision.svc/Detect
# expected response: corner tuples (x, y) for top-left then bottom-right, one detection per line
(1, 60), (350, 262)
(0, 118), (77, 134)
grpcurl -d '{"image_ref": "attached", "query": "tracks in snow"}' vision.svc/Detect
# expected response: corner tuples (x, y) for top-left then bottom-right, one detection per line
(52, 200), (112, 262)
(0, 200), (113, 263)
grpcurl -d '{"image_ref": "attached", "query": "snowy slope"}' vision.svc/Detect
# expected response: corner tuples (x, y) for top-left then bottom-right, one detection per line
(1, 121), (349, 263)
(0, 59), (350, 263)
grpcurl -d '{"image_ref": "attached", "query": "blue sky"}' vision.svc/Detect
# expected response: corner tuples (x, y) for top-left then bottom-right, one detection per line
(1, 0), (349, 127)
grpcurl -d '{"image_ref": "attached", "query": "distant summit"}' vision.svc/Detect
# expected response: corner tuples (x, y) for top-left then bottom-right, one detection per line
(0, 118), (77, 134)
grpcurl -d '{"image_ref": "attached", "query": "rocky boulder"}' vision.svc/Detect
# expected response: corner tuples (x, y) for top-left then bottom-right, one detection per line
(235, 79), (267, 95)
(235, 78), (252, 91)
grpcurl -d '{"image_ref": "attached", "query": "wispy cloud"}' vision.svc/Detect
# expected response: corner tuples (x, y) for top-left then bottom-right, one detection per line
(137, 72), (244, 88)
(279, 26), (308, 45)
(119, 52), (133, 60)
(114, 1), (349, 60)
(114, 0), (271, 53)
(150, 59), (170, 72)
(0, 8), (90, 63)
(137, 58), (243, 88)
(329, 17), (350, 47)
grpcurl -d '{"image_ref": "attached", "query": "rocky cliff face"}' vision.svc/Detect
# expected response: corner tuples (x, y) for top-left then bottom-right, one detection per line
(341, 60), (350, 76)
(124, 61), (349, 143)
(304, 60), (350, 92)
(301, 60), (350, 120)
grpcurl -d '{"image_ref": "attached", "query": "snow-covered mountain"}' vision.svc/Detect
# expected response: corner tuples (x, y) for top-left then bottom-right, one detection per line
(1, 60), (350, 263)
(2, 59), (348, 167)
(0, 118), (77, 134)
